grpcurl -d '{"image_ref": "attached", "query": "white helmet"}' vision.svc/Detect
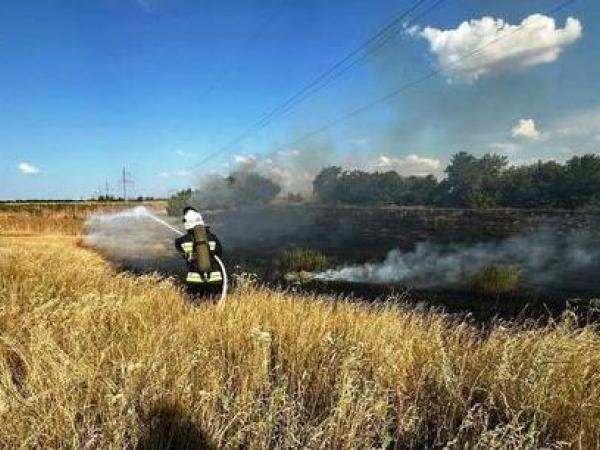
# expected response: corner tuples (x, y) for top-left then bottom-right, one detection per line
(183, 208), (204, 230)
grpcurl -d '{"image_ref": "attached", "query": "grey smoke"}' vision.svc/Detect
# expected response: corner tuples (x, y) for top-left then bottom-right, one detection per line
(315, 228), (600, 292)
(230, 135), (339, 195)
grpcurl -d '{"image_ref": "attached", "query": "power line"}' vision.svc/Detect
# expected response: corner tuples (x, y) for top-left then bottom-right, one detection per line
(253, 0), (449, 132)
(265, 0), (577, 153)
(121, 167), (134, 201)
(251, 0), (439, 130)
(189, 0), (438, 170)
(193, 0), (575, 171)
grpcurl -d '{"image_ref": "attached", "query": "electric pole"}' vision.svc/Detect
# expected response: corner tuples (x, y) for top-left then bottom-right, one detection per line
(121, 167), (134, 201)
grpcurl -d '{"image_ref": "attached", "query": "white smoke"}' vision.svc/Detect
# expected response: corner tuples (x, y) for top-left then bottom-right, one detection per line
(315, 228), (600, 291)
(84, 207), (184, 273)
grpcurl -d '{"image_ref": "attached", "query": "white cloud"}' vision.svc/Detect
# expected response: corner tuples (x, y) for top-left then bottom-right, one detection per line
(375, 154), (442, 176)
(234, 154), (258, 172)
(175, 149), (194, 158)
(512, 118), (540, 140)
(18, 162), (40, 175)
(414, 14), (582, 82)
(551, 108), (600, 138)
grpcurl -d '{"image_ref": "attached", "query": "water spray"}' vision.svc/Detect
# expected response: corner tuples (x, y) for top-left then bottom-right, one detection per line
(143, 210), (185, 236)
(87, 207), (228, 302)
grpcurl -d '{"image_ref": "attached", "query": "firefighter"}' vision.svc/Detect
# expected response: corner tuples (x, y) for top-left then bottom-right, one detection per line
(175, 207), (223, 287)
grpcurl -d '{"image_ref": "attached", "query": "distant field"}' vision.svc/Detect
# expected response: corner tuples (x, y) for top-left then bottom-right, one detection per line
(0, 200), (167, 214)
(0, 201), (166, 235)
(0, 233), (599, 448)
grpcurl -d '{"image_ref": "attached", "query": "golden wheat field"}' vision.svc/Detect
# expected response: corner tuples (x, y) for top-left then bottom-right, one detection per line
(1, 210), (600, 448)
(0, 201), (165, 236)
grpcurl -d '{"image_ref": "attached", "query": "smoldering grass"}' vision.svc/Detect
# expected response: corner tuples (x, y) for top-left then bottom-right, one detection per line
(466, 264), (523, 295)
(276, 248), (331, 273)
(314, 228), (600, 292)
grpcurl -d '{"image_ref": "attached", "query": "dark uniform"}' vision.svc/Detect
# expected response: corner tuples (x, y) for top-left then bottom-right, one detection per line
(175, 226), (224, 286)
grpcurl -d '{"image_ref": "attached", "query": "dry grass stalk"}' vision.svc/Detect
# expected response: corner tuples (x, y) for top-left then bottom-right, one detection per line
(0, 236), (599, 448)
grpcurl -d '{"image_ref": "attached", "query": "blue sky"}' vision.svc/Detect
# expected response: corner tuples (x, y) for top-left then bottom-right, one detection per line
(1, 0), (598, 199)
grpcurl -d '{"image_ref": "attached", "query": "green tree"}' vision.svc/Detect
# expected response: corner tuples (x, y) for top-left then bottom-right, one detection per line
(401, 175), (438, 205)
(234, 172), (281, 207)
(166, 188), (193, 216)
(312, 167), (439, 206)
(373, 171), (405, 205)
(562, 154), (600, 208)
(310, 152), (600, 209)
(313, 166), (342, 203)
(501, 161), (565, 208)
(439, 152), (508, 208)
(336, 170), (378, 205)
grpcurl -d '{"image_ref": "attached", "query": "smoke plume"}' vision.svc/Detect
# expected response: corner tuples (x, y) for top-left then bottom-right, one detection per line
(315, 228), (600, 292)
(230, 136), (339, 195)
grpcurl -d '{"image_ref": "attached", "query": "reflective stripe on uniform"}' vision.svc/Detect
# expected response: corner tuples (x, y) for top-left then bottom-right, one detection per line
(186, 271), (223, 284)
(182, 241), (216, 252)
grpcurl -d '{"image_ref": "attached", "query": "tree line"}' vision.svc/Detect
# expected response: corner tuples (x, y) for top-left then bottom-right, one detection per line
(167, 152), (600, 212)
(313, 152), (600, 209)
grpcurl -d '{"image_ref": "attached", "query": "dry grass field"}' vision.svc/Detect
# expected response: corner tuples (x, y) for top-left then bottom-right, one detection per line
(0, 201), (165, 236)
(1, 208), (600, 448)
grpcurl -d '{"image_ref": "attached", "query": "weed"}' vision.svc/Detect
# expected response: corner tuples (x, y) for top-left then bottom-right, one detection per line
(467, 264), (523, 295)
(276, 247), (331, 273)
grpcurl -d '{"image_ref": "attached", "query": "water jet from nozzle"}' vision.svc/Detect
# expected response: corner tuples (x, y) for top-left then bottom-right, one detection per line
(84, 206), (183, 273)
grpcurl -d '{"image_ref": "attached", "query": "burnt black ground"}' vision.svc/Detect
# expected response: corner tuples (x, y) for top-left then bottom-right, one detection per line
(111, 252), (600, 326)
(291, 279), (600, 325)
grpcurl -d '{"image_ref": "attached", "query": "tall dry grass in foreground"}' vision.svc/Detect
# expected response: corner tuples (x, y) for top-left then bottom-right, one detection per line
(1, 237), (599, 449)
